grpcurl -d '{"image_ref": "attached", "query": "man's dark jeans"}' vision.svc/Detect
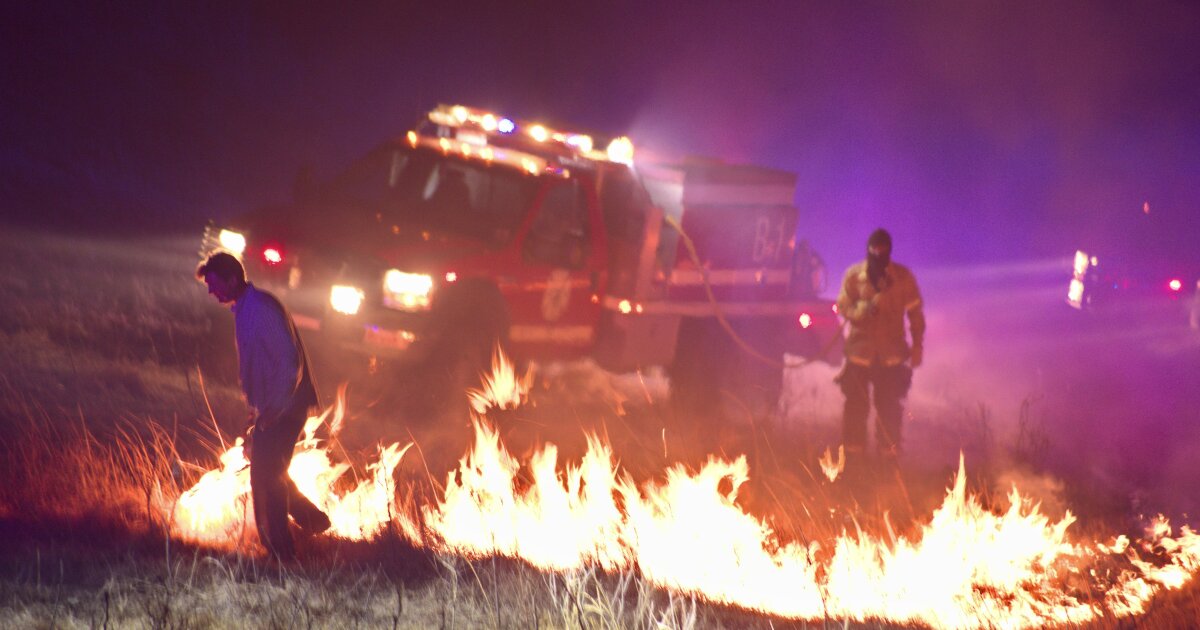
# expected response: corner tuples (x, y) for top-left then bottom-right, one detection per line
(839, 362), (913, 456)
(250, 401), (329, 559)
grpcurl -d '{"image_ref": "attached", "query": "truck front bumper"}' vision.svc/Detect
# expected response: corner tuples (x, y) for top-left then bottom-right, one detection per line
(317, 306), (444, 365)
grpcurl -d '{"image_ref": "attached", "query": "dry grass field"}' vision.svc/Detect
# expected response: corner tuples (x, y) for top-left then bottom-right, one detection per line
(1, 227), (1197, 629)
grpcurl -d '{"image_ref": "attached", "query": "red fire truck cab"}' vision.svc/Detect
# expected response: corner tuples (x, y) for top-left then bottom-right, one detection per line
(205, 104), (840, 417)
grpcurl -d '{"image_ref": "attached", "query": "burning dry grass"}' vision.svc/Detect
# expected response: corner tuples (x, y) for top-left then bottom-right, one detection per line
(0, 399), (788, 629)
(4, 385), (1200, 629)
(3, 229), (1200, 628)
(0, 417), (807, 629)
(11, 356), (1200, 628)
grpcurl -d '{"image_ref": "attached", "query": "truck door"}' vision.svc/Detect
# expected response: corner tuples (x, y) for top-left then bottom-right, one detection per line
(508, 178), (604, 359)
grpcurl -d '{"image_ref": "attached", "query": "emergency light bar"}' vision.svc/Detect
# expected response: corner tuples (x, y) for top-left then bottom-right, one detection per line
(425, 104), (634, 166)
(405, 129), (568, 177)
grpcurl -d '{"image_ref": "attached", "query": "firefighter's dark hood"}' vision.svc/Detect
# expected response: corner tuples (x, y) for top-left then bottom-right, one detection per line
(866, 228), (892, 290)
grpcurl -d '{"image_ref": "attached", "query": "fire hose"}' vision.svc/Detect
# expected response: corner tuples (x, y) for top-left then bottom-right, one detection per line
(662, 214), (846, 370)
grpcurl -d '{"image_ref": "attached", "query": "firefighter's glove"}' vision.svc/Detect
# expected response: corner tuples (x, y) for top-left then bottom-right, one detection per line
(910, 345), (924, 369)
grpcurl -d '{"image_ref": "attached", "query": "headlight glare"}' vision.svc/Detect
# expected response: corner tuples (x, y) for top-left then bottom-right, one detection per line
(383, 270), (434, 311)
(218, 229), (247, 256)
(330, 285), (365, 315)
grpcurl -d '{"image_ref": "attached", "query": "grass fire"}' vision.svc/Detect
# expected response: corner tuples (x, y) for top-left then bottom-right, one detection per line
(2, 233), (1200, 629)
(150, 351), (1198, 628)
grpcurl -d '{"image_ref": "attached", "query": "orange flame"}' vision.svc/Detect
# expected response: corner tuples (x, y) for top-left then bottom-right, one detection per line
(467, 346), (532, 414)
(424, 420), (628, 570)
(819, 445), (845, 482)
(160, 391), (412, 548)
(165, 437), (253, 547)
(162, 349), (1200, 626)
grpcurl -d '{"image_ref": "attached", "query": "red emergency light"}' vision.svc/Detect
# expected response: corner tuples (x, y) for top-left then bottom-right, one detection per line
(1168, 278), (1182, 292)
(263, 247), (283, 265)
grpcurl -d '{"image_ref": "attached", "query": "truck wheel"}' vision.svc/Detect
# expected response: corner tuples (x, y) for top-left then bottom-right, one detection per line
(421, 286), (509, 424)
(432, 319), (506, 422)
(431, 333), (493, 422)
(670, 317), (783, 426)
(396, 330), (493, 425)
(669, 318), (723, 423)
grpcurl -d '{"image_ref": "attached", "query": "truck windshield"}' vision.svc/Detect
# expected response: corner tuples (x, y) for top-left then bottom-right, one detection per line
(318, 144), (538, 244)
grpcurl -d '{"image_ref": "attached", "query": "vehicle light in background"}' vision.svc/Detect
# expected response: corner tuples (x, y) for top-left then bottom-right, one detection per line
(798, 313), (813, 329)
(529, 124), (549, 143)
(1168, 279), (1183, 292)
(606, 136), (634, 166)
(612, 300), (645, 314)
(1068, 249), (1091, 310)
(1073, 250), (1091, 277)
(383, 269), (434, 311)
(330, 285), (365, 315)
(263, 247), (282, 265)
(480, 114), (498, 132)
(832, 303), (839, 314)
(218, 229), (247, 256)
(451, 105), (469, 123)
(1067, 278), (1085, 308)
(444, 271), (458, 283)
(498, 118), (515, 134)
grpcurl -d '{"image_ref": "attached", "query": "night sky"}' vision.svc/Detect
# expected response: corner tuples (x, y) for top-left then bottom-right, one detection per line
(2, 1), (1198, 273)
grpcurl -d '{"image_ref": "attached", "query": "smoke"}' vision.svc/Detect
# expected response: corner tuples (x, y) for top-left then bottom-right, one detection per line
(994, 467), (1068, 519)
(778, 358), (843, 430)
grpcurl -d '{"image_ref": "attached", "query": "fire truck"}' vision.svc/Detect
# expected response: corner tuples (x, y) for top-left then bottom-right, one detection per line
(204, 104), (841, 418)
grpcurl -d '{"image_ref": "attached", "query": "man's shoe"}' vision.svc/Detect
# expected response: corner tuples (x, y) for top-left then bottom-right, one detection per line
(293, 508), (331, 534)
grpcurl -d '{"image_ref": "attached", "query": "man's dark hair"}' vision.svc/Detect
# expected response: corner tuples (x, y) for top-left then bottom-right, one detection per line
(196, 251), (246, 283)
(867, 228), (892, 251)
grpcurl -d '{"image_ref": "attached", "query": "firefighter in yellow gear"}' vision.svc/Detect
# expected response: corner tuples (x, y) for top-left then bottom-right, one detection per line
(836, 229), (925, 465)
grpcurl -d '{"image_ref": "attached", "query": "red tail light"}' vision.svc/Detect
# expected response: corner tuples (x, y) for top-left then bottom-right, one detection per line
(798, 313), (813, 329)
(263, 247), (283, 265)
(1168, 278), (1182, 292)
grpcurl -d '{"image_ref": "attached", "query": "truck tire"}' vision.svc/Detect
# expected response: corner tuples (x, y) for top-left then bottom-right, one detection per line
(417, 282), (510, 424)
(670, 317), (784, 426)
(669, 317), (723, 422)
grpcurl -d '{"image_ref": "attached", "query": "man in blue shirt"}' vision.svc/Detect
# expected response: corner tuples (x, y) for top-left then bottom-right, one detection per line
(197, 251), (330, 560)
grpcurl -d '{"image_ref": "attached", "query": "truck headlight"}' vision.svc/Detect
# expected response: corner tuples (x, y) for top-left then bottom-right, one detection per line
(330, 285), (366, 315)
(383, 270), (434, 311)
(218, 229), (247, 256)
